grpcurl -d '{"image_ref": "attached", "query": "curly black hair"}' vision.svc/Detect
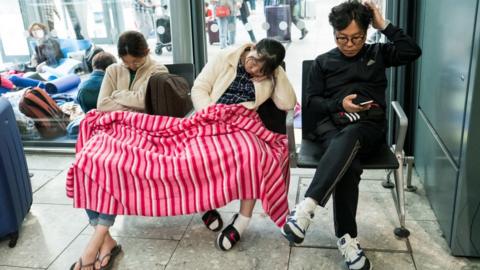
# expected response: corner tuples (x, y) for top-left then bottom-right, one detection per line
(329, 0), (373, 33)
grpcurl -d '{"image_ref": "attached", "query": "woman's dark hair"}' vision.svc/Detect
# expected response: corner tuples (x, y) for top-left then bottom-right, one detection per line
(117, 31), (149, 57)
(255, 38), (285, 77)
(92, 51), (117, 71)
(328, 0), (373, 33)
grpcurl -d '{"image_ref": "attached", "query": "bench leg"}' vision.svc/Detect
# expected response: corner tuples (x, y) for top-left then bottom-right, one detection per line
(382, 170), (395, 189)
(393, 160), (410, 238)
(405, 156), (417, 192)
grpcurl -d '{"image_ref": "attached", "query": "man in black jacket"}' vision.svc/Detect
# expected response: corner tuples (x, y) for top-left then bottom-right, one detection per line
(281, 1), (421, 270)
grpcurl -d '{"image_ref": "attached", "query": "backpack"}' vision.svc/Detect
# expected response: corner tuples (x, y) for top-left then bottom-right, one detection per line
(19, 87), (70, 139)
(144, 73), (193, 117)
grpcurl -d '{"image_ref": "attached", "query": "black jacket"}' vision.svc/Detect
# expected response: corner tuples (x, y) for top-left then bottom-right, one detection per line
(306, 23), (422, 121)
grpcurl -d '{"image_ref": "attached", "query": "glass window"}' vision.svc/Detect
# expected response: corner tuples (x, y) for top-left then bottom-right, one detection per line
(0, 0), (176, 147)
(0, 0), (388, 148)
(203, 0), (346, 100)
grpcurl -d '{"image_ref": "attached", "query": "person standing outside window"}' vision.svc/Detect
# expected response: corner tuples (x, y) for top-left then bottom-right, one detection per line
(132, 0), (155, 40)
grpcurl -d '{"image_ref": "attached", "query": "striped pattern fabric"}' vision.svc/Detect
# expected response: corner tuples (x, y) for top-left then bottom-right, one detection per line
(66, 104), (290, 227)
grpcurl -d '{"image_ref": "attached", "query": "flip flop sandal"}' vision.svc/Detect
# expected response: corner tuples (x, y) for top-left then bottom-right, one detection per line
(98, 245), (122, 270)
(69, 257), (97, 270)
(215, 214), (241, 251)
(202, 209), (223, 232)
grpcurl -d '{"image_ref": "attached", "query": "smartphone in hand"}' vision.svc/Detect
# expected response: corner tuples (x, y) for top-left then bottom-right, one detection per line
(353, 95), (374, 106)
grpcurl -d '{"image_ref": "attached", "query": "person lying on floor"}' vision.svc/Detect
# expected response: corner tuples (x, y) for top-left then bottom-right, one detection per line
(190, 38), (296, 251)
(96, 30), (168, 112)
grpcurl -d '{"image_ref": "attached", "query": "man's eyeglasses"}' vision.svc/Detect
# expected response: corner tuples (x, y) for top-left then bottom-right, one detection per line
(335, 35), (365, 45)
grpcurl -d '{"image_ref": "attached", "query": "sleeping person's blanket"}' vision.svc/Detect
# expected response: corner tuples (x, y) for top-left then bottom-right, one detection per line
(66, 104), (290, 227)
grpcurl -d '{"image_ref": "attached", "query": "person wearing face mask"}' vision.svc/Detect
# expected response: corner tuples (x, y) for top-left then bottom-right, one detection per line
(27, 23), (63, 79)
(191, 38), (296, 251)
(280, 1), (421, 269)
(96, 30), (168, 112)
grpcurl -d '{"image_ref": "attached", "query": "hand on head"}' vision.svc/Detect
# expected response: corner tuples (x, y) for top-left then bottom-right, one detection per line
(362, 0), (386, 30)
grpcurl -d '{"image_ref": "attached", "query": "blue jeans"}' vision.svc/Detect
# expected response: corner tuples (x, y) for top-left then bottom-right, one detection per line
(86, 209), (116, 227)
(218, 16), (237, 49)
(248, 0), (256, 10)
(218, 17), (229, 49)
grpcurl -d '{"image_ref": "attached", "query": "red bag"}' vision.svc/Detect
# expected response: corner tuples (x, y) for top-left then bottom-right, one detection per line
(215, 5), (231, 17)
(19, 87), (70, 139)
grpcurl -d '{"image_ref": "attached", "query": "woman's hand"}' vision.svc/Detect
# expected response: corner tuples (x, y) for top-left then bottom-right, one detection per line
(363, 0), (386, 30)
(342, 94), (371, 113)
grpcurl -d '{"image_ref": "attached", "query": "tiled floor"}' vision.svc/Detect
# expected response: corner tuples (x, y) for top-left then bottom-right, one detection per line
(1, 154), (479, 269)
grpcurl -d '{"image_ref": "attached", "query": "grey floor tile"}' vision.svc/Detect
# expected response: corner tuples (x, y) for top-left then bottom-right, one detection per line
(289, 248), (415, 270)
(356, 192), (409, 251)
(29, 169), (62, 193)
(405, 181), (437, 221)
(47, 234), (178, 270)
(408, 220), (480, 270)
(82, 215), (193, 241)
(166, 213), (290, 270)
(289, 248), (346, 270)
(0, 267), (41, 270)
(288, 175), (301, 208)
(0, 205), (88, 268)
(361, 169), (389, 180)
(290, 168), (316, 177)
(26, 154), (75, 171)
(359, 179), (391, 193)
(296, 178), (408, 251)
(33, 170), (71, 205)
(363, 251), (415, 270)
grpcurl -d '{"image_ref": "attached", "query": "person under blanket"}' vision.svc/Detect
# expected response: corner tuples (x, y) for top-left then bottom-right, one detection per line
(96, 30), (168, 113)
(69, 30), (169, 270)
(67, 104), (292, 269)
(190, 38), (296, 251)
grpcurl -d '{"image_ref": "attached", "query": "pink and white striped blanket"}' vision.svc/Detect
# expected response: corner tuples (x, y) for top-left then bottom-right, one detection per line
(66, 104), (290, 227)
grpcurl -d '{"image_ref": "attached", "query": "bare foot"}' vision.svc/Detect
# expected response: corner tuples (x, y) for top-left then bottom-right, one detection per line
(73, 225), (109, 270)
(72, 249), (97, 270)
(97, 232), (118, 268)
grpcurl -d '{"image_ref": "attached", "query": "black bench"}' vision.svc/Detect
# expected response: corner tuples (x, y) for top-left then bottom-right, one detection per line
(284, 60), (411, 238)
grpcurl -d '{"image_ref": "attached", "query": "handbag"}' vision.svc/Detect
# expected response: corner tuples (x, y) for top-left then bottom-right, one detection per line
(215, 5), (231, 17)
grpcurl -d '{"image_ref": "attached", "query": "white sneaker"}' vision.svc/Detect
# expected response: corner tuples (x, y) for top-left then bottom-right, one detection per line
(337, 234), (372, 270)
(281, 205), (314, 244)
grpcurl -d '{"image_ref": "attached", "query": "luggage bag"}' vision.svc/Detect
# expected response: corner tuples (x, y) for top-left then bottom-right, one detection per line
(0, 98), (32, 248)
(265, 4), (292, 42)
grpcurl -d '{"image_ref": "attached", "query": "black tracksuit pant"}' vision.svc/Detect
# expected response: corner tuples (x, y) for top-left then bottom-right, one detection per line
(305, 120), (385, 238)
